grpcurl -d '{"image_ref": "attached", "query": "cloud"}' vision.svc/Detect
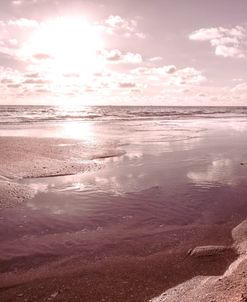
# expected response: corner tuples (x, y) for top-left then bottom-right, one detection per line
(63, 73), (80, 78)
(33, 53), (52, 60)
(215, 45), (245, 58)
(23, 78), (50, 84)
(174, 67), (206, 85)
(101, 49), (143, 64)
(132, 65), (206, 86)
(35, 88), (50, 93)
(119, 81), (136, 88)
(163, 65), (177, 74)
(148, 56), (163, 62)
(8, 18), (39, 28)
(1, 78), (14, 84)
(0, 39), (19, 50)
(231, 82), (247, 92)
(7, 83), (22, 88)
(0, 51), (24, 69)
(11, 0), (22, 5)
(189, 26), (246, 58)
(24, 72), (41, 78)
(0, 66), (25, 91)
(84, 85), (95, 92)
(11, 0), (43, 6)
(100, 15), (146, 39)
(132, 65), (176, 75)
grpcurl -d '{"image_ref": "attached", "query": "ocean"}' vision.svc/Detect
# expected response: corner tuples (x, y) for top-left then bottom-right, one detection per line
(1, 105), (247, 125)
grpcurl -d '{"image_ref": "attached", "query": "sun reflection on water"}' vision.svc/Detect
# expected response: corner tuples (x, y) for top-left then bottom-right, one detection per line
(60, 121), (95, 142)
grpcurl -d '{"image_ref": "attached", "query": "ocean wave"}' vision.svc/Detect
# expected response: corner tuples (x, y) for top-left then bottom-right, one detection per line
(0, 106), (247, 125)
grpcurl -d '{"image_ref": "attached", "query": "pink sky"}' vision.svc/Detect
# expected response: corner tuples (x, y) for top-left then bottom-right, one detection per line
(1, 0), (247, 106)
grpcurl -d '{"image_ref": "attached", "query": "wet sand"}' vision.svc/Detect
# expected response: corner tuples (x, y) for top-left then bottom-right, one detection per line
(1, 119), (247, 301)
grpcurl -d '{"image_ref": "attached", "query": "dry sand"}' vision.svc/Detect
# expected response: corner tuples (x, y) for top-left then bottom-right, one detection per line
(0, 136), (125, 179)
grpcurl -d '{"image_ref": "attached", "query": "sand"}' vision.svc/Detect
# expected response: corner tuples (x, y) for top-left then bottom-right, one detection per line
(0, 136), (124, 208)
(0, 180), (35, 209)
(0, 136), (126, 179)
(150, 220), (247, 302)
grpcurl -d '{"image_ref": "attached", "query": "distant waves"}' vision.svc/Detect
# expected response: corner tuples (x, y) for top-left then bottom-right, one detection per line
(1, 105), (247, 125)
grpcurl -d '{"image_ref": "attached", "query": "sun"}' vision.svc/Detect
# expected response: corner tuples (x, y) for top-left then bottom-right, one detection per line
(21, 17), (104, 77)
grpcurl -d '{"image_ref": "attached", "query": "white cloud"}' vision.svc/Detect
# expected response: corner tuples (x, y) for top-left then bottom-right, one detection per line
(189, 26), (246, 58)
(123, 53), (143, 64)
(174, 67), (206, 85)
(11, 0), (22, 5)
(190, 27), (222, 41)
(7, 83), (22, 88)
(148, 56), (163, 63)
(132, 65), (206, 86)
(33, 53), (52, 60)
(163, 65), (177, 74)
(101, 49), (143, 64)
(11, 0), (41, 6)
(100, 15), (146, 39)
(8, 18), (39, 28)
(231, 82), (247, 92)
(105, 15), (133, 29)
(119, 81), (136, 88)
(215, 45), (245, 58)
(23, 78), (50, 84)
(132, 65), (176, 75)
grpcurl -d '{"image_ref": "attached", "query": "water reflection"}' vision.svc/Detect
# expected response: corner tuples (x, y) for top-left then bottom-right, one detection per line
(187, 157), (247, 188)
(188, 159), (235, 187)
(0, 121), (97, 143)
(22, 151), (150, 199)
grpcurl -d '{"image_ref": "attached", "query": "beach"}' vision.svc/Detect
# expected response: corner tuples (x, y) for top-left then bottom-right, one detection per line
(1, 106), (247, 301)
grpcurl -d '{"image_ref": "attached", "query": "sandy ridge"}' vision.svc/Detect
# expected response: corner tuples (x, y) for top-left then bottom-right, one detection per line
(0, 136), (124, 209)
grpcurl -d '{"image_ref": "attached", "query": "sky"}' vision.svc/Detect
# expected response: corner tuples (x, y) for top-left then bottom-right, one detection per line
(1, 0), (247, 106)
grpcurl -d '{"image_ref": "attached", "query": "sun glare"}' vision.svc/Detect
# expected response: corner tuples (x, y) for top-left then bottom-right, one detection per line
(21, 17), (104, 77)
(62, 121), (95, 142)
